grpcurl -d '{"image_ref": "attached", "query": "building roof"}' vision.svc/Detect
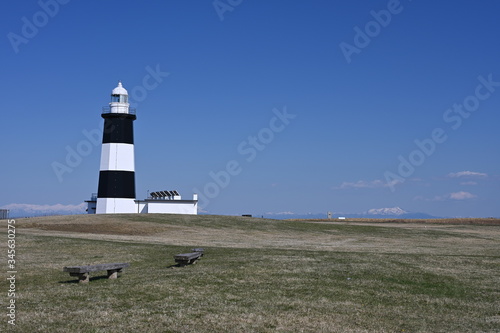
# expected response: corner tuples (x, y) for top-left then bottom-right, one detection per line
(112, 81), (128, 96)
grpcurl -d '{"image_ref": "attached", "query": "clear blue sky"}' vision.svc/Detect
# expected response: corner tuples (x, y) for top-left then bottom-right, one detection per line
(1, 0), (499, 217)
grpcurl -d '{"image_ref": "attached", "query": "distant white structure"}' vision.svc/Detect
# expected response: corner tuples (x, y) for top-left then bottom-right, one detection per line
(0, 209), (9, 220)
(338, 217), (346, 220)
(85, 194), (97, 214)
(86, 82), (197, 215)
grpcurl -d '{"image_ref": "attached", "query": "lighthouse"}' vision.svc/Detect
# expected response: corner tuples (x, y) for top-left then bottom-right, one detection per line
(96, 82), (137, 214)
(86, 81), (198, 215)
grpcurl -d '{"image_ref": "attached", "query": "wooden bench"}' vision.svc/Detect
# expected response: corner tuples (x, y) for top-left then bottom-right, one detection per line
(174, 248), (204, 266)
(63, 263), (130, 283)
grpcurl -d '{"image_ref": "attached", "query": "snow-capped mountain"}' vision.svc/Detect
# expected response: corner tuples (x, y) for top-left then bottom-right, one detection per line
(366, 207), (408, 216)
(261, 207), (439, 220)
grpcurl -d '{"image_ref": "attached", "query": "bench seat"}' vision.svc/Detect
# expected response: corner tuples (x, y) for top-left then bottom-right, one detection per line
(63, 263), (130, 283)
(174, 248), (204, 266)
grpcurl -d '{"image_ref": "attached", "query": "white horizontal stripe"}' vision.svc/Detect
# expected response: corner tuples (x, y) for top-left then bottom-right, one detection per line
(99, 143), (135, 171)
(96, 198), (137, 214)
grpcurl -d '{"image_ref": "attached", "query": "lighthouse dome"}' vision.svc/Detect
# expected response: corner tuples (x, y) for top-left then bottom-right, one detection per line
(112, 81), (128, 96)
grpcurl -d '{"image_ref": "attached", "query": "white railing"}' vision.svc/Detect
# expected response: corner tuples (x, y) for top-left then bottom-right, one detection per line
(102, 106), (136, 114)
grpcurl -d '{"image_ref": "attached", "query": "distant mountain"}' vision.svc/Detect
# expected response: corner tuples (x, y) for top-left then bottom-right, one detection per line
(366, 207), (407, 216)
(261, 207), (440, 220)
(1, 203), (86, 218)
(359, 207), (440, 219)
(3, 204), (440, 220)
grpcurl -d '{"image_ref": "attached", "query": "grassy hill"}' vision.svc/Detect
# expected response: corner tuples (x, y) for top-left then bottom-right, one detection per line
(2, 214), (499, 332)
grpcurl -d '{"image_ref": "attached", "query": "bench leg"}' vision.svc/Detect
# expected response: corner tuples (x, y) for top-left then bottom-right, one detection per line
(107, 269), (121, 279)
(70, 272), (89, 283)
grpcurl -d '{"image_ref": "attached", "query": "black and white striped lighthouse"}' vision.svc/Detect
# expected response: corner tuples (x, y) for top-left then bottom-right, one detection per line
(96, 82), (137, 214)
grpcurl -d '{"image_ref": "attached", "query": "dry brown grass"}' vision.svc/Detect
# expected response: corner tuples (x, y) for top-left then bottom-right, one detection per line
(16, 214), (500, 255)
(1, 214), (499, 332)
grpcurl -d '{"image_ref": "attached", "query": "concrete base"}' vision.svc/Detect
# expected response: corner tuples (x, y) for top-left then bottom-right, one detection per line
(107, 269), (121, 279)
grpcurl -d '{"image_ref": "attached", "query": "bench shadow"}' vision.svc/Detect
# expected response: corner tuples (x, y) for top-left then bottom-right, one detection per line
(167, 262), (201, 268)
(59, 275), (120, 284)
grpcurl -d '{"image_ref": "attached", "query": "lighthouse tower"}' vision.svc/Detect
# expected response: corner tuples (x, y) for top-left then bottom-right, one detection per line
(96, 82), (137, 214)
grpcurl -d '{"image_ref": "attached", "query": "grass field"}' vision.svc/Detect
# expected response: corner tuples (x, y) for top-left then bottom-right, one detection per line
(1, 214), (499, 332)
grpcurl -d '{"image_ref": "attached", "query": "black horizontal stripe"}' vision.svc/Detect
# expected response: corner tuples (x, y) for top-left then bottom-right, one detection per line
(102, 116), (135, 144)
(97, 171), (136, 198)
